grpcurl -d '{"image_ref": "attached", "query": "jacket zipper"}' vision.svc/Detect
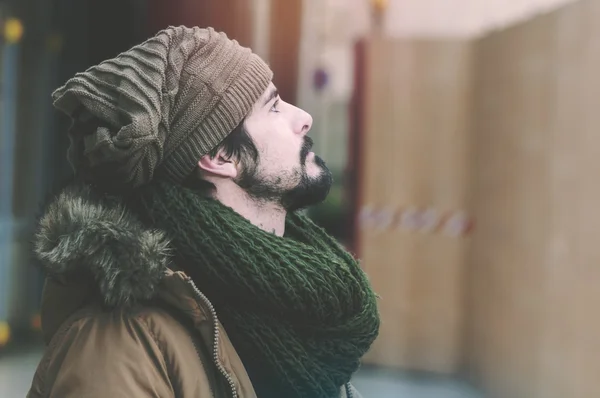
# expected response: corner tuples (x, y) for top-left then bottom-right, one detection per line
(188, 279), (238, 398)
(346, 383), (354, 398)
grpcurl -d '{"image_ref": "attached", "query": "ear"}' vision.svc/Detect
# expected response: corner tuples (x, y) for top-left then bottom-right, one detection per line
(197, 151), (238, 179)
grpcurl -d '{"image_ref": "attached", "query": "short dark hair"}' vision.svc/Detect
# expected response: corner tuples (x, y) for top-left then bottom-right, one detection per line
(182, 119), (258, 196)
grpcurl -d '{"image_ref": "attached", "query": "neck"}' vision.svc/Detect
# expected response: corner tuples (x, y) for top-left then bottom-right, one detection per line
(214, 185), (287, 236)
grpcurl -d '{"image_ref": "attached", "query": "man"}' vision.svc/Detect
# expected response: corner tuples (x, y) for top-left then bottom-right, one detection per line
(28, 26), (380, 398)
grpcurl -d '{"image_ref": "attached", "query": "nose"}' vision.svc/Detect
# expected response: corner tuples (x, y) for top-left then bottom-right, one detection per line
(297, 108), (313, 136)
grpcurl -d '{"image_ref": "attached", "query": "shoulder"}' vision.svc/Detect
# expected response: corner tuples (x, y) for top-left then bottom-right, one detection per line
(31, 303), (213, 397)
(64, 302), (199, 354)
(37, 301), (204, 375)
(30, 304), (179, 397)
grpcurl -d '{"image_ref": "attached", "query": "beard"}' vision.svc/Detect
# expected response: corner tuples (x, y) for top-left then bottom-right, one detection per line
(235, 138), (333, 212)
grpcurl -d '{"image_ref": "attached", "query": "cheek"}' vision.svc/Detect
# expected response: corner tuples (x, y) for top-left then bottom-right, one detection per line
(260, 144), (298, 168)
(260, 127), (299, 159)
(248, 116), (301, 170)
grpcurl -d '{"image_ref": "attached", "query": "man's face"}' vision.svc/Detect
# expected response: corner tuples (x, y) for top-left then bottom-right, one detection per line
(236, 82), (332, 211)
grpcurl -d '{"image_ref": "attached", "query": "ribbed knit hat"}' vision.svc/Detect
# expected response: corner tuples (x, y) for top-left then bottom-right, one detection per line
(51, 26), (273, 188)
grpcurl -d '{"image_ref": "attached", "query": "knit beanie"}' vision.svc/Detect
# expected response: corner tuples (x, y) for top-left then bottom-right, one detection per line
(51, 26), (273, 188)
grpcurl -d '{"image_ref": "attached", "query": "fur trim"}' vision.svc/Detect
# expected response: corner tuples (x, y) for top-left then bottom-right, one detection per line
(34, 184), (170, 307)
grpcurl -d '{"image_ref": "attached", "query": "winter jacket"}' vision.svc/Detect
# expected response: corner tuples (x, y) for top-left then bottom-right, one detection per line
(27, 184), (362, 398)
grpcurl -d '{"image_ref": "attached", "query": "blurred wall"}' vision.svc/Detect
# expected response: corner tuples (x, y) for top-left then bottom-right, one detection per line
(380, 0), (578, 37)
(352, 1), (600, 397)
(465, 1), (600, 397)
(353, 37), (473, 373)
(146, 0), (253, 47)
(267, 0), (302, 106)
(297, 0), (369, 172)
(296, 0), (578, 172)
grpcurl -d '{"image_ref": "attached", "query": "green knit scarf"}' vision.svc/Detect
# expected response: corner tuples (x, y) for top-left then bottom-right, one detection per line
(133, 180), (380, 398)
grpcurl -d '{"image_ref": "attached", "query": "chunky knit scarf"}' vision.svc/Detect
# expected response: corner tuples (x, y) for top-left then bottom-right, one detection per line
(132, 181), (380, 398)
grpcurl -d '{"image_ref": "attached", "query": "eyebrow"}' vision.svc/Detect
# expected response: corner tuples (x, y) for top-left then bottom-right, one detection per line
(262, 88), (279, 107)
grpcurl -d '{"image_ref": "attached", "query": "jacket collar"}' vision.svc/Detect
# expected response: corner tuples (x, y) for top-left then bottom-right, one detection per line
(35, 183), (171, 308)
(34, 182), (205, 344)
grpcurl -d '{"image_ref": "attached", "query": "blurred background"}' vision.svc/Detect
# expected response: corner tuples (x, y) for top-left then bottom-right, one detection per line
(0, 0), (598, 397)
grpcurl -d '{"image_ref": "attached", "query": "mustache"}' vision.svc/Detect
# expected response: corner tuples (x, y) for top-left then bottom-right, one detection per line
(300, 137), (314, 163)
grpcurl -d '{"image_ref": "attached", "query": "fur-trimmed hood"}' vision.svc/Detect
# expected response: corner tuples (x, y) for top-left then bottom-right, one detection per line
(34, 183), (171, 307)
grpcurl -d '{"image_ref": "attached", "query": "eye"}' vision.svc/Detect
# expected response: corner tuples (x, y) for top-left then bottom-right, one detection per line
(270, 99), (280, 113)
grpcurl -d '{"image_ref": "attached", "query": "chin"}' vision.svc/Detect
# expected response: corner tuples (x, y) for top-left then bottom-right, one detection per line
(281, 159), (333, 212)
(306, 164), (323, 179)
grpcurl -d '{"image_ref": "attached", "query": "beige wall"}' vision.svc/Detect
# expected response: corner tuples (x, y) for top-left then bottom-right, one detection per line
(380, 0), (577, 37)
(354, 1), (600, 397)
(355, 38), (473, 373)
(295, 0), (579, 170)
(466, 1), (600, 397)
